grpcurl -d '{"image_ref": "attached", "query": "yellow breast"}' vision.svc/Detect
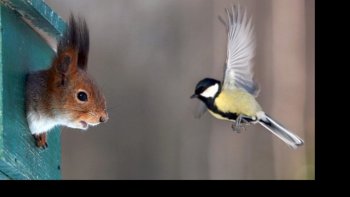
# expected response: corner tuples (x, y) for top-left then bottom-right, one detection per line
(213, 89), (262, 117)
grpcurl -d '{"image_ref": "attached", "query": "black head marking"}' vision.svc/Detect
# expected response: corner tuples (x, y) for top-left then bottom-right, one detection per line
(193, 78), (221, 96)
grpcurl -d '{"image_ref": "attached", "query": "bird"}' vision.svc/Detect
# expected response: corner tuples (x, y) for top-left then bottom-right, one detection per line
(190, 4), (304, 149)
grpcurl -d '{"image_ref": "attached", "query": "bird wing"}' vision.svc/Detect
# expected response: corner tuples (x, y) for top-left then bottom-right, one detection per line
(193, 101), (208, 119)
(221, 5), (259, 96)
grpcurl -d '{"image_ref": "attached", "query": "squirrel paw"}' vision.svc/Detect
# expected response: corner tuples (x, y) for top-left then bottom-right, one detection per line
(33, 133), (48, 149)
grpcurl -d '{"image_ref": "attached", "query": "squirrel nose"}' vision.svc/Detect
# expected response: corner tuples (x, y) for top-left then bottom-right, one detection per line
(100, 114), (108, 123)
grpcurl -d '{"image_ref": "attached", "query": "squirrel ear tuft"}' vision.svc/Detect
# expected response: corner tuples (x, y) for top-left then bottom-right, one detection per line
(77, 17), (89, 71)
(58, 14), (89, 71)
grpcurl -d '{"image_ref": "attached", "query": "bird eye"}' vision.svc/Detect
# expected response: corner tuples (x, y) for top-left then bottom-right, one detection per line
(77, 91), (88, 102)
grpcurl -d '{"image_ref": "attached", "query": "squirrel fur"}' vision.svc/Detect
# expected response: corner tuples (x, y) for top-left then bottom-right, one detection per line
(26, 15), (108, 148)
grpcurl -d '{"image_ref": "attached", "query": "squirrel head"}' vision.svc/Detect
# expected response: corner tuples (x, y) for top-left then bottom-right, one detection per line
(48, 15), (108, 130)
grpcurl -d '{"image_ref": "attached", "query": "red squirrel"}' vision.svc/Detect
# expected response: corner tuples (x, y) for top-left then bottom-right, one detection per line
(26, 15), (108, 148)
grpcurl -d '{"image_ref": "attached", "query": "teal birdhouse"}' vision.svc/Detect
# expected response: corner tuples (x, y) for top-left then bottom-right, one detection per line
(0, 0), (65, 179)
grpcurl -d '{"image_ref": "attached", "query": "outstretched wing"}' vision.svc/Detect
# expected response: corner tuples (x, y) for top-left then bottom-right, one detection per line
(221, 5), (259, 96)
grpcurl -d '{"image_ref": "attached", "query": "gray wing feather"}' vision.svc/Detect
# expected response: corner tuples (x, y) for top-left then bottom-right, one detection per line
(222, 5), (259, 96)
(194, 101), (208, 119)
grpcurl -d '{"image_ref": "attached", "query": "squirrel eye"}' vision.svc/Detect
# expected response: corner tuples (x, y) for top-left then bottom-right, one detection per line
(77, 91), (88, 102)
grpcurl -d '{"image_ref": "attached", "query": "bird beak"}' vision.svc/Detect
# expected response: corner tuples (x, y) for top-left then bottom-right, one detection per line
(190, 94), (198, 99)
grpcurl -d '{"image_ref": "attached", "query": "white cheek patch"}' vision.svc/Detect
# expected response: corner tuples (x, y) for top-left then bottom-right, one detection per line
(200, 84), (219, 98)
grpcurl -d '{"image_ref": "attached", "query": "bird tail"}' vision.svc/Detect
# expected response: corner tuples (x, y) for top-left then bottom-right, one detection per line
(257, 112), (304, 149)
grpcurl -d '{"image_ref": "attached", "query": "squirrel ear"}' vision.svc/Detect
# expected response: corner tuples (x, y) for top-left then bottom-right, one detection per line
(54, 50), (78, 86)
(56, 52), (78, 73)
(58, 55), (72, 74)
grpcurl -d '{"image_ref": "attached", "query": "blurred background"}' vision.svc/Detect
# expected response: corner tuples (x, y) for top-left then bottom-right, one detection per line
(44, 0), (314, 179)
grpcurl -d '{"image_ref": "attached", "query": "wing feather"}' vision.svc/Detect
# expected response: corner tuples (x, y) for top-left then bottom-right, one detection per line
(222, 5), (259, 96)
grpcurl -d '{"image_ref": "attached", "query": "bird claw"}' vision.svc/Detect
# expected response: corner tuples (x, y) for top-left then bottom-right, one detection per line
(231, 123), (246, 133)
(231, 114), (251, 133)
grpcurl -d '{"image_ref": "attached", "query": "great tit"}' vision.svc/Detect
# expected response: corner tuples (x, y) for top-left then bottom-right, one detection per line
(190, 5), (304, 149)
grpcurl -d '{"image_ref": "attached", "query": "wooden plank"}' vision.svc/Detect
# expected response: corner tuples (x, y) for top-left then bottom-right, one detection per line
(0, 171), (10, 179)
(0, 0), (65, 38)
(0, 1), (61, 179)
